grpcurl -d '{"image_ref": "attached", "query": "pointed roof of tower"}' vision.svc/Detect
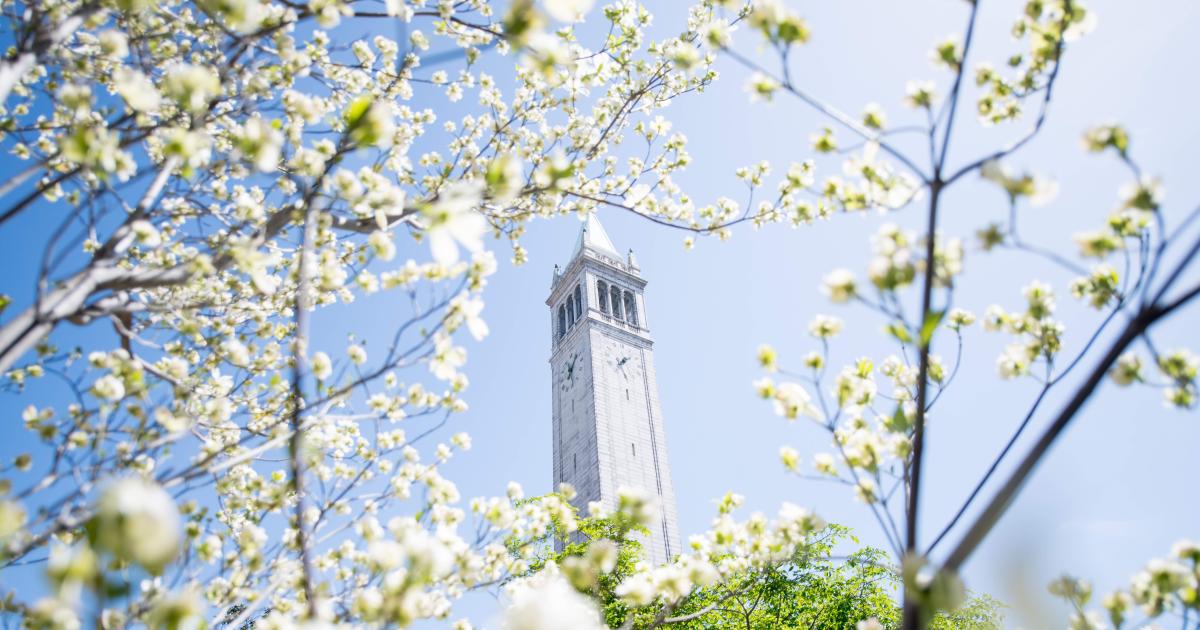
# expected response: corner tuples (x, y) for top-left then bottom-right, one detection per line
(571, 213), (620, 261)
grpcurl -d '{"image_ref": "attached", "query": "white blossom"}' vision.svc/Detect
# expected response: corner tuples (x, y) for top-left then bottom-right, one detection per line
(501, 571), (604, 630)
(311, 351), (333, 381)
(822, 269), (857, 303)
(222, 338), (251, 368)
(91, 374), (126, 401)
(369, 230), (397, 261)
(544, 0), (595, 22)
(93, 478), (181, 572)
(423, 181), (487, 265)
(114, 68), (161, 113)
(236, 117), (283, 172)
(163, 63), (220, 114)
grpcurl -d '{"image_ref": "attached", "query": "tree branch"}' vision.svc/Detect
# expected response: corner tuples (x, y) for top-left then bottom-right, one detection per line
(289, 191), (320, 617)
(0, 4), (97, 105)
(943, 229), (1200, 572)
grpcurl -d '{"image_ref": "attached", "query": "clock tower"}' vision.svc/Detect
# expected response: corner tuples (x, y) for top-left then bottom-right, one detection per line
(547, 214), (681, 564)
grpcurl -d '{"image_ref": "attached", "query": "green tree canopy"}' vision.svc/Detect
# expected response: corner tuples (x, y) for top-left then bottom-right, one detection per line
(518, 498), (1003, 629)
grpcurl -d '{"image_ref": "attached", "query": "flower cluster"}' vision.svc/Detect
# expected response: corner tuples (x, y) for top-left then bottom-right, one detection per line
(0, 0), (742, 625)
(982, 281), (1065, 379)
(1053, 539), (1200, 628)
(1110, 349), (1199, 409)
(616, 498), (825, 607)
(974, 0), (1096, 126)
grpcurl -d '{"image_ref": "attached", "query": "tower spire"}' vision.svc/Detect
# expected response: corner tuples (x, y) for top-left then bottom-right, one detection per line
(570, 213), (620, 262)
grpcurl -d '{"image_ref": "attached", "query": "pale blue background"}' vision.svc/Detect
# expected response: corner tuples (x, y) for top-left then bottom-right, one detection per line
(1, 1), (1198, 627)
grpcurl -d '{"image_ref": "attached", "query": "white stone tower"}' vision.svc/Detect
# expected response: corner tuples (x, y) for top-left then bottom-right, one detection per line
(547, 214), (681, 564)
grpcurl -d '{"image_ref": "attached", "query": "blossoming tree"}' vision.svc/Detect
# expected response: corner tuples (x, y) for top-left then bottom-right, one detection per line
(0, 0), (1196, 627)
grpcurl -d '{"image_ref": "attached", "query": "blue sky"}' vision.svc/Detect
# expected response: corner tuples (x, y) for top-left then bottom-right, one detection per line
(2, 0), (1199, 627)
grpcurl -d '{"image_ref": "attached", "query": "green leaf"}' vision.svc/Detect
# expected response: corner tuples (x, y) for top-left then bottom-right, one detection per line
(920, 309), (945, 347)
(342, 95), (372, 129)
(885, 321), (912, 344)
(103, 578), (132, 599)
(501, 0), (542, 49)
(884, 405), (910, 433)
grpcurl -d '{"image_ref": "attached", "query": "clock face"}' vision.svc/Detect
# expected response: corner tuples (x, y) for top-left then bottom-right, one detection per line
(604, 341), (637, 379)
(559, 350), (581, 391)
